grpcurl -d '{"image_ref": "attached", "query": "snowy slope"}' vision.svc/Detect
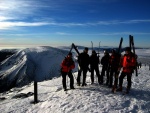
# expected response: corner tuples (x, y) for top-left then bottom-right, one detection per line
(0, 48), (150, 113)
(0, 64), (150, 113)
(0, 46), (70, 92)
(136, 49), (150, 57)
(136, 49), (150, 65)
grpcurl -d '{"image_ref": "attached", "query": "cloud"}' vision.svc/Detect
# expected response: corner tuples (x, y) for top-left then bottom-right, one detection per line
(56, 32), (71, 35)
(0, 0), (33, 18)
(0, 0), (60, 29)
(0, 0), (55, 23)
(0, 16), (17, 21)
(56, 32), (150, 36)
(50, 19), (150, 27)
(0, 22), (51, 29)
(0, 0), (60, 20)
(0, 0), (150, 30)
(87, 20), (150, 25)
(1, 19), (150, 30)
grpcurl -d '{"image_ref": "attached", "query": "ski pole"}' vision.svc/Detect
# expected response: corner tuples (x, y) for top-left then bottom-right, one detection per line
(66, 74), (69, 89)
(91, 41), (93, 51)
(72, 72), (77, 80)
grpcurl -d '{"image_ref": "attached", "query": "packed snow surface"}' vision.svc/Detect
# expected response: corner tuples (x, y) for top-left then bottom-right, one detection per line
(0, 65), (150, 113)
(0, 47), (150, 113)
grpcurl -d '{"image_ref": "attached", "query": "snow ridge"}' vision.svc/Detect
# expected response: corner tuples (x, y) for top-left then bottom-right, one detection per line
(0, 46), (69, 92)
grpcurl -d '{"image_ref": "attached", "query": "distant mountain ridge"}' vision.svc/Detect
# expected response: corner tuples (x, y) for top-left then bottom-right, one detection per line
(58, 45), (144, 53)
(0, 46), (69, 93)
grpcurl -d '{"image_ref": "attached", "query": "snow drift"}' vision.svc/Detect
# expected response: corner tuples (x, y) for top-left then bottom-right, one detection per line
(0, 46), (70, 92)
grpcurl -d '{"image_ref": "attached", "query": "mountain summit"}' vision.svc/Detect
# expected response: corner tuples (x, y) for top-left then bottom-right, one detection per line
(0, 46), (69, 92)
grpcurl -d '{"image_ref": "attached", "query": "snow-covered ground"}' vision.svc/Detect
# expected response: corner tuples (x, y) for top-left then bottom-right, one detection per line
(0, 65), (150, 113)
(0, 47), (150, 113)
(135, 49), (150, 65)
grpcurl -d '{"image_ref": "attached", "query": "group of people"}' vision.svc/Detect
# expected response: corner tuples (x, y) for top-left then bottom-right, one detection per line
(60, 46), (137, 93)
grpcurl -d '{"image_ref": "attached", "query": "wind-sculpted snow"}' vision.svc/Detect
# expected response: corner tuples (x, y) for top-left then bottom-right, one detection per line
(0, 46), (70, 92)
(0, 65), (150, 113)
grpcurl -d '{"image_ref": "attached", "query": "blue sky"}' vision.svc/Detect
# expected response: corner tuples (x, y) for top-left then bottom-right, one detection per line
(0, 0), (150, 48)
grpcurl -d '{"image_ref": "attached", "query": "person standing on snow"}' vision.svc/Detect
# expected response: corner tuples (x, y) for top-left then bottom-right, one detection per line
(117, 47), (136, 93)
(77, 47), (90, 86)
(109, 49), (120, 88)
(100, 50), (110, 85)
(61, 52), (75, 91)
(89, 50), (101, 84)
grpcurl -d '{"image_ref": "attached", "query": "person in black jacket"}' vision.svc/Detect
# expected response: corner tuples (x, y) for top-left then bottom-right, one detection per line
(89, 50), (101, 84)
(100, 50), (110, 85)
(77, 47), (90, 86)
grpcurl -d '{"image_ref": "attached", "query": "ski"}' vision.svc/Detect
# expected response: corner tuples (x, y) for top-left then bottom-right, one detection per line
(98, 41), (101, 58)
(118, 37), (123, 54)
(112, 37), (123, 93)
(91, 41), (93, 51)
(69, 43), (80, 55)
(129, 35), (138, 76)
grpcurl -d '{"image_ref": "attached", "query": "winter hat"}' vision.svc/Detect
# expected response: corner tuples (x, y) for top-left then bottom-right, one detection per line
(125, 47), (131, 52)
(68, 52), (72, 56)
(92, 50), (96, 54)
(111, 49), (116, 53)
(84, 47), (89, 51)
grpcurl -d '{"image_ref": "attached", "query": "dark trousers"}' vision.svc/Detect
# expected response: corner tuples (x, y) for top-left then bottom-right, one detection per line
(101, 66), (109, 84)
(77, 68), (88, 85)
(61, 71), (74, 89)
(119, 72), (132, 89)
(109, 68), (118, 87)
(91, 66), (101, 84)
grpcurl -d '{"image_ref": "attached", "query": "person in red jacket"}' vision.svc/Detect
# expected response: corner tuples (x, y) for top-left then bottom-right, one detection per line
(61, 52), (75, 91)
(109, 49), (120, 88)
(117, 47), (136, 93)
